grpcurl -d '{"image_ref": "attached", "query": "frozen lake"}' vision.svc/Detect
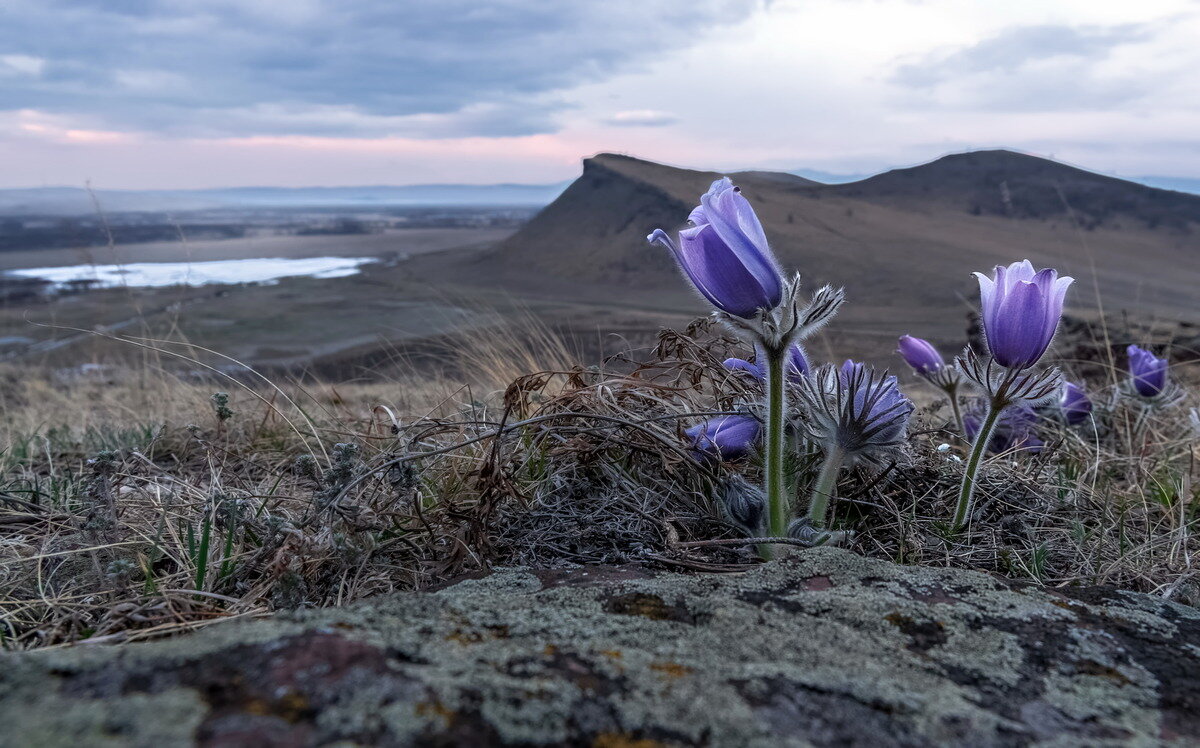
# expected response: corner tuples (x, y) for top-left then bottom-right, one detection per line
(5, 256), (376, 289)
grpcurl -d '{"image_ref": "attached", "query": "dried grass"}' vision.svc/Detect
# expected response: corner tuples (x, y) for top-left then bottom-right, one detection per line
(0, 316), (1196, 650)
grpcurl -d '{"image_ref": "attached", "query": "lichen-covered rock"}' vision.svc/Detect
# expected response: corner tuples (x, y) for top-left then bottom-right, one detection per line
(1, 549), (1198, 746)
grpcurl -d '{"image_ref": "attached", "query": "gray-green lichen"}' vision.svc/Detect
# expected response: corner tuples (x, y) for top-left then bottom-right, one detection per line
(0, 549), (1197, 746)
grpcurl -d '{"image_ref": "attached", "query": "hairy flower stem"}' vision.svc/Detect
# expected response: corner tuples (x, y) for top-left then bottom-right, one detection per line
(806, 444), (846, 528)
(945, 383), (966, 440)
(953, 399), (1003, 532)
(761, 346), (789, 560)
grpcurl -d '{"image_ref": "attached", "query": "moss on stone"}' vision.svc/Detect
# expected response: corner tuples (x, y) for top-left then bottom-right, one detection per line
(1, 549), (1197, 745)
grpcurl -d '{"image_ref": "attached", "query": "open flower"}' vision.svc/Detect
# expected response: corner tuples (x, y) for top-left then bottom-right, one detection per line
(795, 360), (914, 465)
(897, 335), (944, 375)
(1127, 345), (1168, 398)
(648, 178), (783, 319)
(974, 260), (1073, 369)
(723, 344), (810, 383)
(685, 415), (761, 461)
(1060, 381), (1092, 425)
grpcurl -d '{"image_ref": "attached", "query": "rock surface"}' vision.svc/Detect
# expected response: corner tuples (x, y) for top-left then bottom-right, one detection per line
(2, 549), (1198, 746)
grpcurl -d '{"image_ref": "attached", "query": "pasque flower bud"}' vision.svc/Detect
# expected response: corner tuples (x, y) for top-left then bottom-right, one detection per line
(649, 178), (783, 319)
(1127, 345), (1168, 398)
(897, 335), (944, 375)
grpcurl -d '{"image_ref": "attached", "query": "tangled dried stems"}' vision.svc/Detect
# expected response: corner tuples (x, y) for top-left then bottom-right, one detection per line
(0, 318), (1196, 649)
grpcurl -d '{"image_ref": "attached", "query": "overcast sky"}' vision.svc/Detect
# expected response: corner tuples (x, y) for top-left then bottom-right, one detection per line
(2, 0), (1198, 188)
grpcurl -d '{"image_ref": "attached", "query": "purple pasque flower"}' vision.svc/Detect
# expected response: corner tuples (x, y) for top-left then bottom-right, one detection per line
(1127, 345), (1168, 398)
(837, 360), (914, 454)
(964, 404), (1042, 455)
(723, 344), (810, 383)
(897, 335), (944, 376)
(685, 415), (761, 461)
(1059, 381), (1092, 425)
(648, 178), (783, 319)
(795, 360), (913, 464)
(974, 260), (1073, 369)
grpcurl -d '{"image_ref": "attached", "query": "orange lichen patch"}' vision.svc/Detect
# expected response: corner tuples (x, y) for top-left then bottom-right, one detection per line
(1049, 598), (1087, 612)
(592, 733), (667, 748)
(242, 691), (310, 722)
(1075, 660), (1133, 685)
(599, 649), (623, 660)
(543, 643), (559, 656)
(444, 624), (511, 644)
(415, 698), (456, 728)
(649, 661), (694, 679)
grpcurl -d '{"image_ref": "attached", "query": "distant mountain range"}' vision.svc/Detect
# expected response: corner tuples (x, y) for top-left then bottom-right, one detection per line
(4, 153), (1197, 219)
(484, 149), (1200, 355)
(0, 182), (574, 216)
(792, 167), (1200, 196)
(2, 161), (1197, 218)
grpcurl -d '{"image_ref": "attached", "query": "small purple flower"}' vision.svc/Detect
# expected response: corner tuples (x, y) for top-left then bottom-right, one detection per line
(794, 360), (913, 464)
(685, 415), (761, 461)
(964, 405), (1042, 454)
(897, 335), (944, 375)
(974, 260), (1073, 369)
(1127, 345), (1168, 398)
(723, 344), (810, 383)
(1059, 381), (1092, 425)
(837, 360), (913, 454)
(649, 178), (783, 319)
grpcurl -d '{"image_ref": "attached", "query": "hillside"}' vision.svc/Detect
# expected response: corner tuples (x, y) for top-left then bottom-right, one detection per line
(488, 150), (1200, 355)
(837, 150), (1200, 230)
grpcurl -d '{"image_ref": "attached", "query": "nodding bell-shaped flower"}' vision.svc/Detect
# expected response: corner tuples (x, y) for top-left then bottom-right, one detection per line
(648, 178), (783, 319)
(794, 360), (914, 465)
(685, 415), (761, 461)
(720, 474), (766, 535)
(1127, 345), (1168, 398)
(964, 404), (1042, 455)
(897, 335), (944, 375)
(974, 260), (1073, 369)
(723, 344), (810, 383)
(1059, 381), (1092, 425)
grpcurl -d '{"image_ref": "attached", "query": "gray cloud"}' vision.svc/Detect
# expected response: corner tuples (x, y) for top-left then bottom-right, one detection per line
(890, 23), (1158, 110)
(894, 24), (1151, 87)
(0, 0), (754, 137)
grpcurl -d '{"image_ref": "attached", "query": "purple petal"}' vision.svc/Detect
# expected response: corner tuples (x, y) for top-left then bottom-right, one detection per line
(1029, 268), (1065, 345)
(897, 335), (943, 374)
(686, 415), (761, 460)
(723, 357), (765, 380)
(839, 359), (864, 385)
(1060, 382), (1092, 425)
(673, 223), (776, 318)
(974, 272), (997, 320)
(698, 180), (782, 308)
(1004, 259), (1037, 287)
(787, 345), (811, 380)
(1128, 344), (1168, 396)
(989, 280), (1051, 368)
